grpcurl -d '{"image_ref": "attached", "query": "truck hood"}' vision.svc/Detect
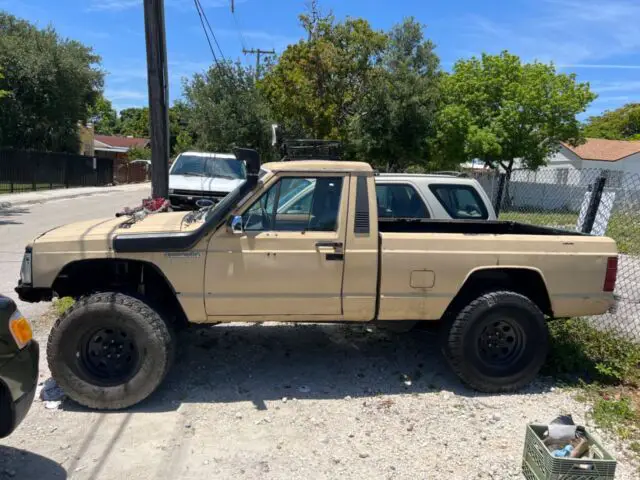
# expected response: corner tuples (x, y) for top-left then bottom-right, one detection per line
(169, 174), (244, 193)
(32, 212), (190, 252)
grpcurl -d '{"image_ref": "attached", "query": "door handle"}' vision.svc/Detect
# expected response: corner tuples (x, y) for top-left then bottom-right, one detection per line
(315, 241), (343, 249)
(315, 241), (344, 261)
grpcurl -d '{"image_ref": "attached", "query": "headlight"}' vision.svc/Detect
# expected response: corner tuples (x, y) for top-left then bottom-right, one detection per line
(20, 248), (32, 285)
(9, 310), (33, 349)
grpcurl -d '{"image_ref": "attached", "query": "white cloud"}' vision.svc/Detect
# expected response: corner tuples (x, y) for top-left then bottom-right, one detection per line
(214, 28), (299, 51)
(463, 1), (640, 66)
(88, 0), (236, 12)
(559, 64), (640, 70)
(109, 67), (148, 82)
(591, 81), (640, 93)
(105, 88), (148, 101)
(88, 0), (140, 12)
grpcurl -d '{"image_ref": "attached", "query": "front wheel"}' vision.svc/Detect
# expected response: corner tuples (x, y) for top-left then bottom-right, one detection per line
(47, 292), (175, 410)
(442, 291), (549, 393)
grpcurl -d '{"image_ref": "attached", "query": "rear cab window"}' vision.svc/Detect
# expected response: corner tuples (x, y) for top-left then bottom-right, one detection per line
(428, 184), (488, 219)
(375, 184), (430, 219)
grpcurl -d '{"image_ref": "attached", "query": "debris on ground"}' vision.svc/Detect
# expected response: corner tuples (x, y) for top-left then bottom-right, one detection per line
(39, 378), (65, 402)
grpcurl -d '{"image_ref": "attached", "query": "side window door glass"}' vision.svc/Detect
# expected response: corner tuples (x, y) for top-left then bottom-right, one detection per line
(243, 182), (278, 230)
(429, 185), (488, 219)
(243, 177), (343, 232)
(375, 184), (429, 219)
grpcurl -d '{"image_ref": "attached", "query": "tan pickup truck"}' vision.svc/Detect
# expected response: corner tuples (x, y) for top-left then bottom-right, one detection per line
(16, 150), (618, 410)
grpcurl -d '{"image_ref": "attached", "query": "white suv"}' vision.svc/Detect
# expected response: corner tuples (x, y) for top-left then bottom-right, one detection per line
(275, 173), (496, 221)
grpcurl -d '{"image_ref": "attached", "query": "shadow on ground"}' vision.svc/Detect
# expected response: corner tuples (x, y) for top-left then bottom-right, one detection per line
(0, 446), (67, 479)
(0, 206), (30, 225)
(62, 323), (556, 414)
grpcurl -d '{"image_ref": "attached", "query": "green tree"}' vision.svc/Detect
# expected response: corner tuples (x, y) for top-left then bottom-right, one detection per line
(351, 18), (441, 170)
(583, 103), (640, 140)
(182, 61), (273, 157)
(89, 94), (118, 135)
(434, 51), (597, 176)
(0, 68), (7, 99)
(259, 5), (387, 147)
(0, 13), (103, 152)
(127, 145), (152, 160)
(169, 101), (193, 154)
(118, 107), (150, 138)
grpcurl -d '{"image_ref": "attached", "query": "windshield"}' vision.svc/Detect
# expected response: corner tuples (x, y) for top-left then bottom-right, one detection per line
(171, 154), (246, 180)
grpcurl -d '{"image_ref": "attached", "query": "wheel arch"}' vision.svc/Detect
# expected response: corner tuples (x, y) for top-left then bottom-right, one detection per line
(52, 258), (188, 327)
(444, 266), (553, 319)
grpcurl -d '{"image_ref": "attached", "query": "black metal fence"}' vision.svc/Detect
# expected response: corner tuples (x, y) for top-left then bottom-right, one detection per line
(466, 166), (640, 344)
(0, 149), (114, 194)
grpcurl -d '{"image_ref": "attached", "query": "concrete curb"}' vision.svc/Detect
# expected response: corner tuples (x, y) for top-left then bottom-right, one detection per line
(0, 183), (151, 209)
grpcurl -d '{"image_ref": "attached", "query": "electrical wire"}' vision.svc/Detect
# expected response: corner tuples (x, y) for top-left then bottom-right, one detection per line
(193, 0), (221, 67)
(232, 7), (247, 51)
(195, 0), (228, 64)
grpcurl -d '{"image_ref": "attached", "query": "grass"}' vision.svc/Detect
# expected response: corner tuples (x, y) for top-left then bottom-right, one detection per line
(545, 318), (640, 386)
(545, 318), (640, 463)
(607, 212), (640, 255)
(52, 297), (75, 316)
(500, 210), (640, 255)
(500, 210), (579, 227)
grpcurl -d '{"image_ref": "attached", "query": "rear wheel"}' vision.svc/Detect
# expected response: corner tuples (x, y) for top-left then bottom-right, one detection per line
(442, 291), (548, 393)
(47, 292), (175, 410)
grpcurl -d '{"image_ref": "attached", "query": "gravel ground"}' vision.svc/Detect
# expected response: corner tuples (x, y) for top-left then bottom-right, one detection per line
(1, 321), (638, 480)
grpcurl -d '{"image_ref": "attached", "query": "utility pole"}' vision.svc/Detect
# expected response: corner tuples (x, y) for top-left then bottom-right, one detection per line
(243, 48), (275, 79)
(143, 0), (170, 199)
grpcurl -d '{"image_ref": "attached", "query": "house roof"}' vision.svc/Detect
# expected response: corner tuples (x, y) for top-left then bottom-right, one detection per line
(94, 135), (150, 150)
(562, 138), (640, 162)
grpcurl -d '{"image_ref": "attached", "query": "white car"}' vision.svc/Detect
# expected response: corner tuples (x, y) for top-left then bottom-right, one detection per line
(168, 151), (246, 209)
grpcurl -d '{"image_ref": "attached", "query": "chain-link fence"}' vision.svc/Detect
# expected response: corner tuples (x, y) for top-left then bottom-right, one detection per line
(466, 166), (640, 343)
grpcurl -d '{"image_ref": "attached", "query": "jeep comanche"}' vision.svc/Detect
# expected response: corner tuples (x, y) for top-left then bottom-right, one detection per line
(16, 150), (618, 410)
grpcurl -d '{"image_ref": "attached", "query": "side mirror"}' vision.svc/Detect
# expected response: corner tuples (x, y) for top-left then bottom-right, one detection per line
(230, 215), (244, 235)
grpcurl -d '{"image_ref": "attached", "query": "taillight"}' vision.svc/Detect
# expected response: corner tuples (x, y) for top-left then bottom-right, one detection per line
(603, 256), (618, 292)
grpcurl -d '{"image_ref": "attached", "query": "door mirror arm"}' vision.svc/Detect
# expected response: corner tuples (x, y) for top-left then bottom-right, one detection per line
(230, 215), (244, 235)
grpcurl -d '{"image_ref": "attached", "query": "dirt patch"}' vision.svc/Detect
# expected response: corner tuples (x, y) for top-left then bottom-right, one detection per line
(2, 322), (638, 479)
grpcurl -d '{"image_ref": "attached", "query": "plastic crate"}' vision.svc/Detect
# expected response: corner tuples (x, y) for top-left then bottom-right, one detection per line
(522, 424), (616, 480)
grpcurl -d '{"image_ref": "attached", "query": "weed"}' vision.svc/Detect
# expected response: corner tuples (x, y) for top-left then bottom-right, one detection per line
(544, 318), (640, 386)
(53, 297), (75, 316)
(606, 212), (640, 256)
(591, 396), (636, 430)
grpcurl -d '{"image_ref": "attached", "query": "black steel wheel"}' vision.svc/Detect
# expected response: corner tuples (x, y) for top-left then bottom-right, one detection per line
(47, 292), (175, 410)
(477, 316), (527, 368)
(442, 291), (549, 393)
(79, 326), (141, 386)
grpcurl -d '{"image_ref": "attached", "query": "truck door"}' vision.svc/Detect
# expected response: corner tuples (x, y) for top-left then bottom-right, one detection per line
(204, 173), (349, 318)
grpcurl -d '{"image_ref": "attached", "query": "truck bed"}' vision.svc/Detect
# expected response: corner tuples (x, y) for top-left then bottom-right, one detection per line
(378, 218), (585, 236)
(376, 219), (615, 323)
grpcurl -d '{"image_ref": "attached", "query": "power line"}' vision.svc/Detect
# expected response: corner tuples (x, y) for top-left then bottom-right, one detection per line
(195, 0), (227, 64)
(231, 7), (247, 50)
(193, 0), (220, 67)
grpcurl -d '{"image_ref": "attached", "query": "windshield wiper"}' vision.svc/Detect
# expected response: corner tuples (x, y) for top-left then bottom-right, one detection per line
(212, 174), (239, 180)
(180, 172), (206, 177)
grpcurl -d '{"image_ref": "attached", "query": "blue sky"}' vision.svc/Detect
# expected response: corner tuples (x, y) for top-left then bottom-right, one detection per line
(3, 0), (640, 119)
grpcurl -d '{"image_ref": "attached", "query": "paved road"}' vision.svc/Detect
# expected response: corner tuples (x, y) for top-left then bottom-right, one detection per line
(0, 185), (151, 319)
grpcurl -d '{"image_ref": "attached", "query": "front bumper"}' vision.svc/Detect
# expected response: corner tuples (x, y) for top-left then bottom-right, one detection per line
(15, 282), (53, 303)
(0, 340), (39, 438)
